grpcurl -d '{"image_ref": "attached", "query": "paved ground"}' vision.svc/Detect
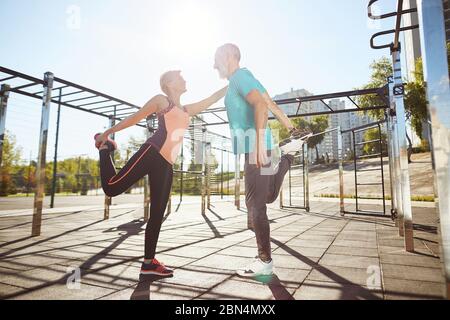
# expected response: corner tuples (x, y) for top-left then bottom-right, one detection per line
(0, 196), (445, 300)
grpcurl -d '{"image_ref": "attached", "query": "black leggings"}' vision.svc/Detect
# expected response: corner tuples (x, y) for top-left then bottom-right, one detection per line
(99, 143), (173, 260)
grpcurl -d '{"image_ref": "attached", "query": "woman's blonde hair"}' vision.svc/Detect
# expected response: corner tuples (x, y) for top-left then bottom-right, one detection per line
(160, 70), (181, 95)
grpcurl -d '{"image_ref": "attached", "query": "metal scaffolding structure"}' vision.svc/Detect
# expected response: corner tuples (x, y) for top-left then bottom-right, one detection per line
(0, 66), (235, 235)
(0, 65), (391, 235)
(368, 0), (450, 297)
(417, 0), (450, 299)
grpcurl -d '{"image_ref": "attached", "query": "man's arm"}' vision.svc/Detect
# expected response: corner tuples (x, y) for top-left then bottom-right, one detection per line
(246, 89), (269, 168)
(262, 92), (310, 137)
(262, 92), (294, 131)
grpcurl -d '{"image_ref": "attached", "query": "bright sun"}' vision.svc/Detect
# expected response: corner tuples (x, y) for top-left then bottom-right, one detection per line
(163, 5), (219, 56)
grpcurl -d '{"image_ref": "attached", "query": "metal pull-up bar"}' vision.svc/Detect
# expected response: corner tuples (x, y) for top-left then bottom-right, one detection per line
(367, 0), (418, 252)
(368, 0), (419, 51)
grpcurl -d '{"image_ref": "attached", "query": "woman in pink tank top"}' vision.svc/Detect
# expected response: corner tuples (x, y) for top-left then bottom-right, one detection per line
(94, 70), (227, 277)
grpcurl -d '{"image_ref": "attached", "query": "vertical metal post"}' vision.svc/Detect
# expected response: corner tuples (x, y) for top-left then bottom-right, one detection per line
(50, 89), (62, 209)
(338, 127), (345, 216)
(143, 130), (150, 222)
(280, 189), (284, 208)
(104, 115), (115, 220)
(31, 72), (54, 237)
(143, 176), (150, 222)
(227, 151), (230, 198)
(288, 164), (292, 207)
(167, 192), (172, 215)
(221, 150), (224, 199)
(389, 75), (404, 230)
(201, 127), (207, 215)
(234, 154), (241, 209)
(417, 0), (450, 297)
(180, 141), (184, 203)
(353, 131), (359, 212)
(378, 123), (387, 215)
(0, 84), (10, 168)
(206, 142), (211, 210)
(385, 106), (398, 219)
(392, 48), (414, 252)
(303, 142), (310, 212)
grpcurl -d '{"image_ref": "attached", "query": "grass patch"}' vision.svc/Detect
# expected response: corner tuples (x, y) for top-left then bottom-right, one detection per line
(4, 193), (80, 198)
(316, 193), (434, 202)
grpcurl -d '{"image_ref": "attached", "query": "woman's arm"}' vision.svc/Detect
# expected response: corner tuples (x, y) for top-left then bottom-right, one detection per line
(184, 86), (228, 116)
(99, 95), (165, 140)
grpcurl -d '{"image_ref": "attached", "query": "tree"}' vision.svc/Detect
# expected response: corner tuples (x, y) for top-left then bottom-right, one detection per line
(404, 61), (428, 158)
(0, 131), (22, 196)
(270, 115), (329, 162)
(307, 116), (329, 162)
(363, 128), (387, 156)
(357, 56), (426, 162)
(357, 57), (393, 121)
(358, 43), (450, 162)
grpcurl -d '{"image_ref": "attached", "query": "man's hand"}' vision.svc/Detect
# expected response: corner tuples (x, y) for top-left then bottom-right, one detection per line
(255, 139), (269, 168)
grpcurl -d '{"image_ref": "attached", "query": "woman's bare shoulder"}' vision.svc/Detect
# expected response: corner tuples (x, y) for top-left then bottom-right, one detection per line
(150, 94), (170, 112)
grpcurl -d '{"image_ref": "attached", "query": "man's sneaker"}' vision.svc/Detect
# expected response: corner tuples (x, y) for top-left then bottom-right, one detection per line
(140, 259), (174, 277)
(94, 133), (117, 152)
(279, 131), (313, 156)
(291, 128), (313, 139)
(236, 257), (274, 278)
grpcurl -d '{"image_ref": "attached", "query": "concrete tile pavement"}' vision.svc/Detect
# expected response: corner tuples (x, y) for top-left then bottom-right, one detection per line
(0, 197), (445, 300)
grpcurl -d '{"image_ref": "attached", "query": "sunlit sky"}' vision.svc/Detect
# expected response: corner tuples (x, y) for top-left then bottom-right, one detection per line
(0, 0), (400, 163)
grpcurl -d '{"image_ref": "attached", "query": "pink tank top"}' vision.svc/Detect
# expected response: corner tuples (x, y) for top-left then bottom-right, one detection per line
(146, 99), (190, 165)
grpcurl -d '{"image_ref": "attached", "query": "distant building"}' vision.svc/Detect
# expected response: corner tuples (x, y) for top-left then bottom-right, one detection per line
(272, 88), (328, 120)
(444, 0), (450, 41)
(403, 0), (422, 81)
(326, 99), (377, 161)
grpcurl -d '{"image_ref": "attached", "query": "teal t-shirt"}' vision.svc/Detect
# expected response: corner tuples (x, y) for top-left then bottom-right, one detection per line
(225, 68), (274, 155)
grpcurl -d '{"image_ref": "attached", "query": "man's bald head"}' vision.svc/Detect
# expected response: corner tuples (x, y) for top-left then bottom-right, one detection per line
(215, 43), (241, 62)
(214, 43), (241, 79)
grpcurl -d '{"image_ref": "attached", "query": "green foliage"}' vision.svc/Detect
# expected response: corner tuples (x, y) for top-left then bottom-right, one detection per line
(448, 42), (450, 74)
(306, 116), (329, 152)
(362, 128), (387, 155)
(44, 157), (101, 195)
(359, 43), (450, 141)
(356, 57), (393, 120)
(270, 115), (328, 162)
(0, 131), (22, 196)
(270, 115), (329, 151)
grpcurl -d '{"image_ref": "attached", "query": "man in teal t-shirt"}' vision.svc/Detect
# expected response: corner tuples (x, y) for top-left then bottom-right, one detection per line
(214, 43), (311, 278)
(225, 67), (275, 155)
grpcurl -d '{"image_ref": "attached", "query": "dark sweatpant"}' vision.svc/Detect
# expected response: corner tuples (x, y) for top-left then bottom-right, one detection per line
(100, 143), (173, 260)
(244, 152), (294, 262)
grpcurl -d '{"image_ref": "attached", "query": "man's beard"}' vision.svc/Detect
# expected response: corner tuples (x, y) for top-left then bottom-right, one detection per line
(218, 66), (228, 79)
